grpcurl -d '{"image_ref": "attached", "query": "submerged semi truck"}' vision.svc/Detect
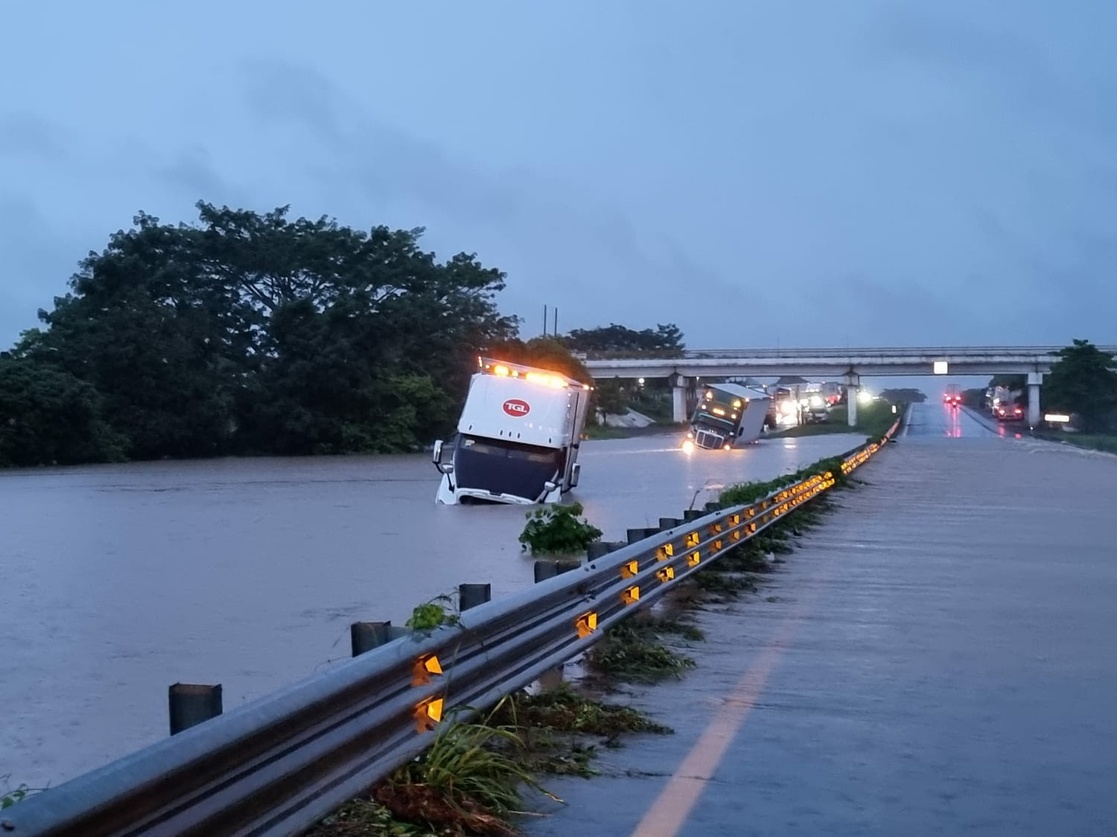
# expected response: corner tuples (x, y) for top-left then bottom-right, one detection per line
(685, 383), (772, 451)
(432, 358), (593, 505)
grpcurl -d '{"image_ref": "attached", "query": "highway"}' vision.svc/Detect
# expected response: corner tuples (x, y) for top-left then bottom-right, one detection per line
(526, 403), (1117, 837)
(0, 430), (863, 789)
(900, 398), (1021, 441)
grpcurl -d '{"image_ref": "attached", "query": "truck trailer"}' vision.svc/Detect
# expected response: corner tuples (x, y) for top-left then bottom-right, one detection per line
(685, 383), (772, 451)
(432, 358), (592, 505)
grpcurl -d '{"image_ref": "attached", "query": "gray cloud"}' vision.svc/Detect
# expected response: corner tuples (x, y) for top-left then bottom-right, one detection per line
(156, 146), (242, 205)
(867, 5), (1117, 144)
(0, 111), (68, 161)
(236, 59), (759, 333)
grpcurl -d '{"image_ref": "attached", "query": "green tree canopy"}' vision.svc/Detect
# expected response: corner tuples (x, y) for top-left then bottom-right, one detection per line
(1043, 339), (1117, 432)
(563, 323), (685, 357)
(17, 203), (519, 460)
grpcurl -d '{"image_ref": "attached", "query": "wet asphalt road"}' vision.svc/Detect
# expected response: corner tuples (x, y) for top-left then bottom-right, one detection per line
(0, 430), (863, 788)
(525, 403), (1117, 836)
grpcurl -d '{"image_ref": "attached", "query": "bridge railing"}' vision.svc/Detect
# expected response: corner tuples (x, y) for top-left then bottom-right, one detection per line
(4, 421), (900, 837)
(576, 345), (1117, 362)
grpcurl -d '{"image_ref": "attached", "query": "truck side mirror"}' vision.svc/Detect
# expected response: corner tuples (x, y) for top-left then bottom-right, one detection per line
(432, 440), (454, 474)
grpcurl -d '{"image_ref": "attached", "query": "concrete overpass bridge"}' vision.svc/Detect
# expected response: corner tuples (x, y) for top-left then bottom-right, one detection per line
(583, 345), (1117, 427)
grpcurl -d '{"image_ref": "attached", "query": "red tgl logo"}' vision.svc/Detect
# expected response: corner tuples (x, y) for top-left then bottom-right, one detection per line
(502, 399), (531, 417)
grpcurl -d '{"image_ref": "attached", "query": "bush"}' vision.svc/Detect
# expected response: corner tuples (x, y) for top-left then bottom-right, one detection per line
(518, 502), (602, 555)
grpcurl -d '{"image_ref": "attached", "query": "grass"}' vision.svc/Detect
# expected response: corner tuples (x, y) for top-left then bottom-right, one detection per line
(1035, 431), (1117, 455)
(310, 689), (674, 835)
(775, 401), (900, 441)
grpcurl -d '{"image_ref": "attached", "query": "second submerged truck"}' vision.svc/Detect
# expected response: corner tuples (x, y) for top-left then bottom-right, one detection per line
(684, 383), (772, 451)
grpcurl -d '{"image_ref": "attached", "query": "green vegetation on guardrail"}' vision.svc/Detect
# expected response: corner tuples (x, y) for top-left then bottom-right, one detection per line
(518, 502), (603, 555)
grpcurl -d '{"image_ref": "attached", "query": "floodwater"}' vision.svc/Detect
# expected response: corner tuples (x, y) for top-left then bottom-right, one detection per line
(0, 431), (863, 788)
(526, 404), (1117, 837)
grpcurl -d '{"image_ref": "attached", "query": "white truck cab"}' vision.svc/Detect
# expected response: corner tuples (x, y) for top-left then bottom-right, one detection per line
(433, 358), (592, 505)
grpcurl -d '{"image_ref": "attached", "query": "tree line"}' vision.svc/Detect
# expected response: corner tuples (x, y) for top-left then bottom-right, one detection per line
(964, 340), (1117, 431)
(0, 203), (684, 467)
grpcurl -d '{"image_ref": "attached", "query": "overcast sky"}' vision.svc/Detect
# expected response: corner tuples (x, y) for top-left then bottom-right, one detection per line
(2, 0), (1115, 363)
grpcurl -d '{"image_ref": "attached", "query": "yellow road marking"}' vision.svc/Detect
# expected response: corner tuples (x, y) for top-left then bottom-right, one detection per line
(628, 599), (812, 837)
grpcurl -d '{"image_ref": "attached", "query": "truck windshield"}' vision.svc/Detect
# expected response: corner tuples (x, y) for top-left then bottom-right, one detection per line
(454, 436), (562, 502)
(693, 410), (735, 431)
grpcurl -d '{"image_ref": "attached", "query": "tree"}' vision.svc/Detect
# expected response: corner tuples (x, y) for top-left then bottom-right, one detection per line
(1043, 340), (1117, 432)
(13, 203), (520, 463)
(0, 355), (124, 466)
(563, 323), (685, 357)
(594, 380), (631, 423)
(879, 388), (926, 404)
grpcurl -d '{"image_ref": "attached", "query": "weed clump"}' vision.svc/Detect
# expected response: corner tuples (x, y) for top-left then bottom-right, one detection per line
(586, 621), (696, 684)
(2, 781), (41, 810)
(519, 502), (603, 555)
(497, 685), (674, 737)
(692, 571), (756, 600)
(405, 594), (460, 631)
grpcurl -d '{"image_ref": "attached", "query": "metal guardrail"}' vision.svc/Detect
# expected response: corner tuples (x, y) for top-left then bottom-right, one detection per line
(4, 421), (901, 837)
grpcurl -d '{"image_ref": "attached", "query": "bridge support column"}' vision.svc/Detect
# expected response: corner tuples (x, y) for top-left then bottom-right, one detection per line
(671, 375), (689, 423)
(1027, 372), (1043, 428)
(845, 373), (860, 427)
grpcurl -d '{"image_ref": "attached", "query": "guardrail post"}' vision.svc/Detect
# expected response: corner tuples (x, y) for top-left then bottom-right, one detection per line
(350, 621), (406, 656)
(586, 541), (626, 559)
(533, 560), (580, 582)
(627, 527), (659, 544)
(459, 583), (492, 611)
(168, 683), (222, 735)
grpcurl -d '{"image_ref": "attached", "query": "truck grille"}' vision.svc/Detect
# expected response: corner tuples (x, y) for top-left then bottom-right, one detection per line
(694, 430), (725, 450)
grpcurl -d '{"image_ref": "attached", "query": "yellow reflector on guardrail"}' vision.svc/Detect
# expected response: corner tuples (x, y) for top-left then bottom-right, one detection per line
(621, 585), (640, 605)
(415, 697), (444, 732)
(412, 655), (443, 686)
(575, 611), (598, 638)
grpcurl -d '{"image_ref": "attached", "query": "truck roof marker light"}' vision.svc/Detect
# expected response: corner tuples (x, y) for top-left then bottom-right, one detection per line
(492, 364), (511, 376)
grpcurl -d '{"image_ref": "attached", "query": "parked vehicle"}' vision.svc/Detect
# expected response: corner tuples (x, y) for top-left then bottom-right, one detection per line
(799, 392), (831, 423)
(685, 383), (771, 451)
(803, 381), (845, 406)
(432, 358), (592, 505)
(984, 385), (1023, 420)
(765, 385), (798, 428)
